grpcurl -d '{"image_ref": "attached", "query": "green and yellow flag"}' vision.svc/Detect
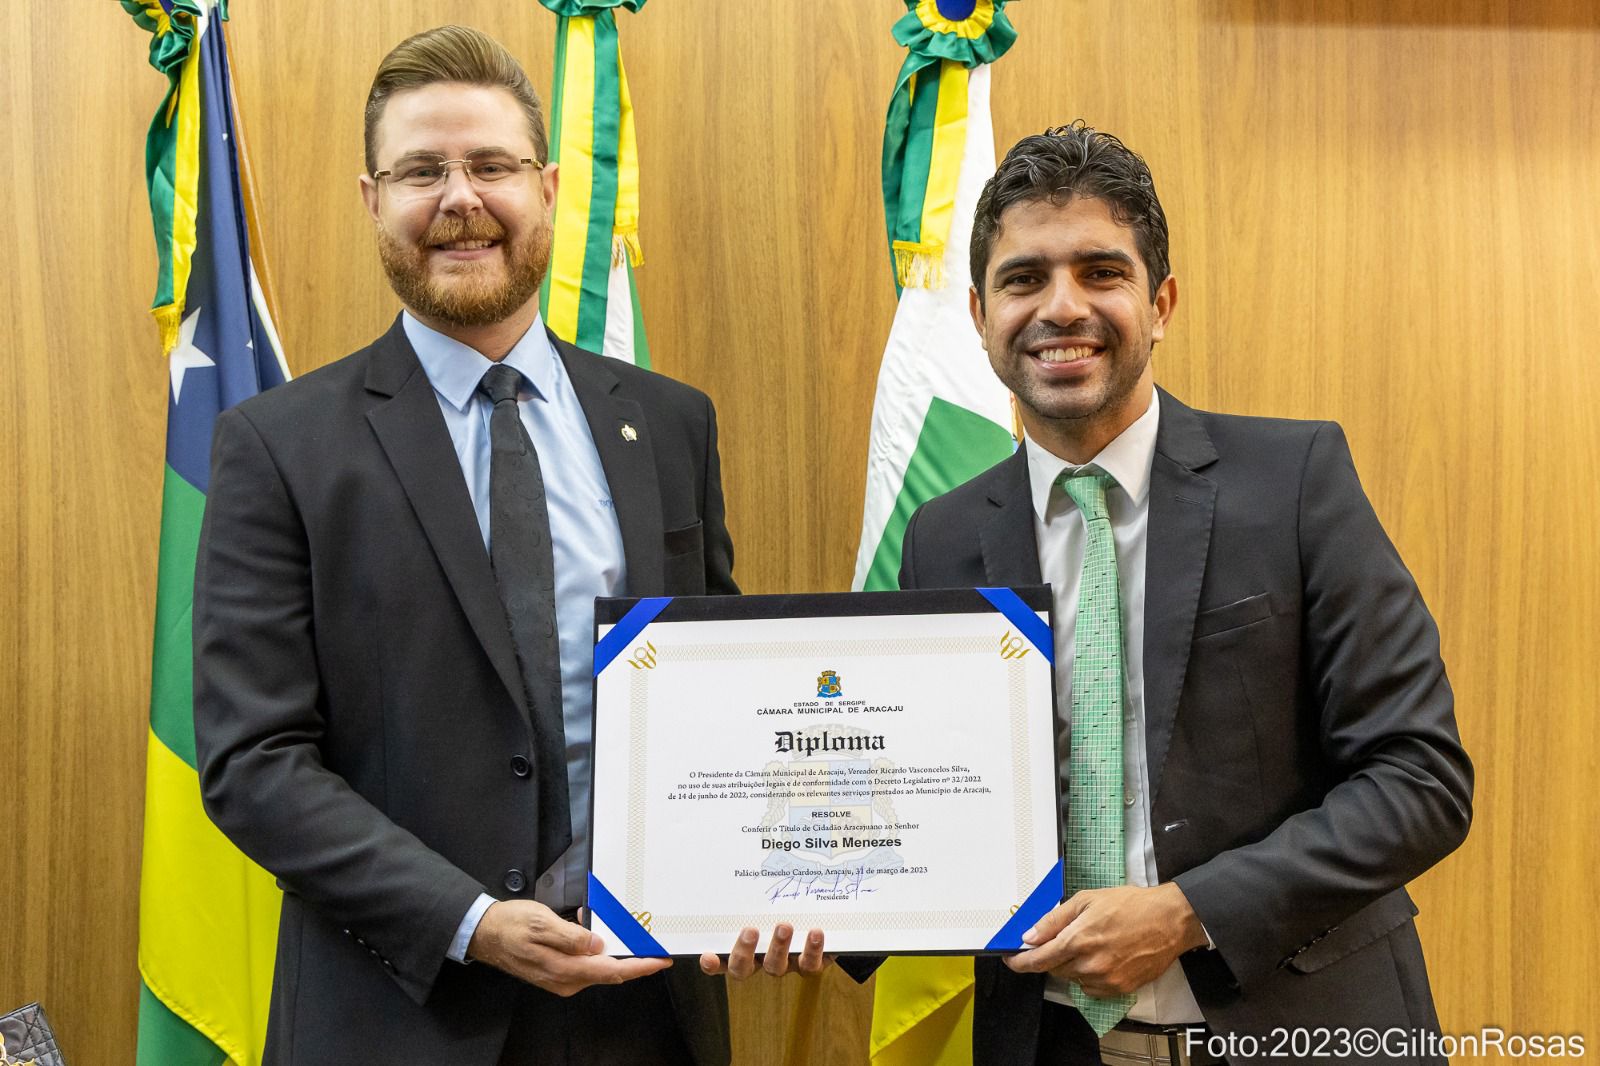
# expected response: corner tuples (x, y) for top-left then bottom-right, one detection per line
(538, 0), (651, 366)
(858, 4), (1021, 1064)
(125, 2), (288, 1062)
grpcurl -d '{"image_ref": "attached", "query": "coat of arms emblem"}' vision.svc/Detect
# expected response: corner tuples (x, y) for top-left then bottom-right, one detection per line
(816, 669), (842, 698)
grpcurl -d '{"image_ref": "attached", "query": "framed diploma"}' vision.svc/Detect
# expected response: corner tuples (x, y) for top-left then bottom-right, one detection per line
(586, 588), (1062, 957)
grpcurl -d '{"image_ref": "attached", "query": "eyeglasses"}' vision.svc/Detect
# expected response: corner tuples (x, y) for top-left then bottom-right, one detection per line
(373, 153), (544, 198)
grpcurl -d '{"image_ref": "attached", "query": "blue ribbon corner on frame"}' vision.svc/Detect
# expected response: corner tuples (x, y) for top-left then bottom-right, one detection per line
(593, 596), (674, 676)
(976, 587), (1053, 664)
(985, 857), (1064, 951)
(587, 872), (669, 958)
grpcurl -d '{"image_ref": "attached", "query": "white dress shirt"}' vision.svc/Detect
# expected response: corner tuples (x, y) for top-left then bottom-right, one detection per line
(1029, 391), (1205, 1024)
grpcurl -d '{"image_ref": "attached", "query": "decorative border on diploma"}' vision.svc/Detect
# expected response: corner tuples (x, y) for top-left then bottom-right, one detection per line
(591, 588), (1061, 953)
(606, 859), (1059, 947)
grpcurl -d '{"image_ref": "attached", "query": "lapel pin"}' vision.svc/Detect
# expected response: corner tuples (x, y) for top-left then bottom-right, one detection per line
(620, 423), (638, 442)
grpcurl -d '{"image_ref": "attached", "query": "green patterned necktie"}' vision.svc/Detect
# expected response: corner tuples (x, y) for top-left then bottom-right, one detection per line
(1060, 472), (1136, 1034)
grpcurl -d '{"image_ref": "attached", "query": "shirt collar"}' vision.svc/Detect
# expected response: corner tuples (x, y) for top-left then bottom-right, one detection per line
(1025, 389), (1161, 522)
(402, 311), (560, 413)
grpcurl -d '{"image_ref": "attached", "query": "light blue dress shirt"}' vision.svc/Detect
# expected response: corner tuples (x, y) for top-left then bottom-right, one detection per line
(398, 313), (627, 963)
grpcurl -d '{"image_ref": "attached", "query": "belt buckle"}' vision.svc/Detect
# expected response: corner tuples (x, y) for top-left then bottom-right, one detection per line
(1100, 1020), (1202, 1066)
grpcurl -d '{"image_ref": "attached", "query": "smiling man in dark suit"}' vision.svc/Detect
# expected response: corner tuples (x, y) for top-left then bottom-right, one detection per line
(893, 124), (1473, 1064)
(191, 25), (823, 1066)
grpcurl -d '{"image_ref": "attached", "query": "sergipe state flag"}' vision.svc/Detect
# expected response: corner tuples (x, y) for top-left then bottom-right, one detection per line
(124, 2), (289, 1062)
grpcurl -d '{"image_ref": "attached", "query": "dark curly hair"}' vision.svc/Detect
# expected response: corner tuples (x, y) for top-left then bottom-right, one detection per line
(970, 122), (1170, 304)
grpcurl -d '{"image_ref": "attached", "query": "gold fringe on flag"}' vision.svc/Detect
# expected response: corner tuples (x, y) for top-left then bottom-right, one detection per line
(612, 229), (644, 269)
(892, 240), (947, 290)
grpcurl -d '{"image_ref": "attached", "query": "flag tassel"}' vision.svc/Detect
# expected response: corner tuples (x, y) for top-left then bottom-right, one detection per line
(153, 303), (184, 357)
(892, 240), (946, 290)
(613, 229), (644, 269)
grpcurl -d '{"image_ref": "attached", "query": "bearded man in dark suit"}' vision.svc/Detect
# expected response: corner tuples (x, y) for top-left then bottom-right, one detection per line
(890, 124), (1472, 1065)
(193, 25), (822, 1066)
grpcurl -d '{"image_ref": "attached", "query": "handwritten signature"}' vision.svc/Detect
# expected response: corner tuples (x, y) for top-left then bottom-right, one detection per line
(766, 865), (878, 904)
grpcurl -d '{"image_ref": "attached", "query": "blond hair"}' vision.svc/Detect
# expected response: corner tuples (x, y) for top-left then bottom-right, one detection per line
(364, 25), (548, 174)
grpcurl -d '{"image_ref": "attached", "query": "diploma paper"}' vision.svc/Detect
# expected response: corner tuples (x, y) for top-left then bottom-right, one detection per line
(587, 589), (1061, 957)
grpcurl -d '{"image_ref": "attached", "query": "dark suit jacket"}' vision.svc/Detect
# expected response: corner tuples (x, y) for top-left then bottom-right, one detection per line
(194, 318), (736, 1065)
(894, 389), (1472, 1066)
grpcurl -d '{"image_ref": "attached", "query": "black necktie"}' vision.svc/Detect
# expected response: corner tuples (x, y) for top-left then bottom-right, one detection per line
(479, 363), (572, 876)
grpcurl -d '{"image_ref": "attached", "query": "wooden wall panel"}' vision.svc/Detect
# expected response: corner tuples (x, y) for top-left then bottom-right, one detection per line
(1, 0), (166, 1057)
(3, 1), (1595, 1062)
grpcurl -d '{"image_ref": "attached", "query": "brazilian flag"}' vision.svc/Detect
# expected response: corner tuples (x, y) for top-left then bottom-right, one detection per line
(538, 0), (652, 366)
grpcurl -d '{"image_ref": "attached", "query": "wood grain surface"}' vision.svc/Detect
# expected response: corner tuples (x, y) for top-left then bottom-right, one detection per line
(2, 1), (1595, 1062)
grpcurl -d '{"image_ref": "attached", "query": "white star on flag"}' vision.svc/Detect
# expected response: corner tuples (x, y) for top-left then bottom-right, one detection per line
(169, 306), (215, 404)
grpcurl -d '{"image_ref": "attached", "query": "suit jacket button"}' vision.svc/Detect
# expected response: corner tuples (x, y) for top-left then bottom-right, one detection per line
(505, 869), (527, 892)
(511, 755), (531, 777)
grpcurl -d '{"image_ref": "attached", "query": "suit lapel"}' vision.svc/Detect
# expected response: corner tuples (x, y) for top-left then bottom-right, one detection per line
(363, 318), (530, 724)
(557, 335), (666, 596)
(980, 450), (1045, 588)
(1143, 389), (1219, 800)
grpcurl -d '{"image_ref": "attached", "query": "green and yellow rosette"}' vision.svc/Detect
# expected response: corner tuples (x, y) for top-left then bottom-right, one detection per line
(538, 0), (649, 364)
(121, 0), (220, 354)
(883, 0), (1017, 290)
